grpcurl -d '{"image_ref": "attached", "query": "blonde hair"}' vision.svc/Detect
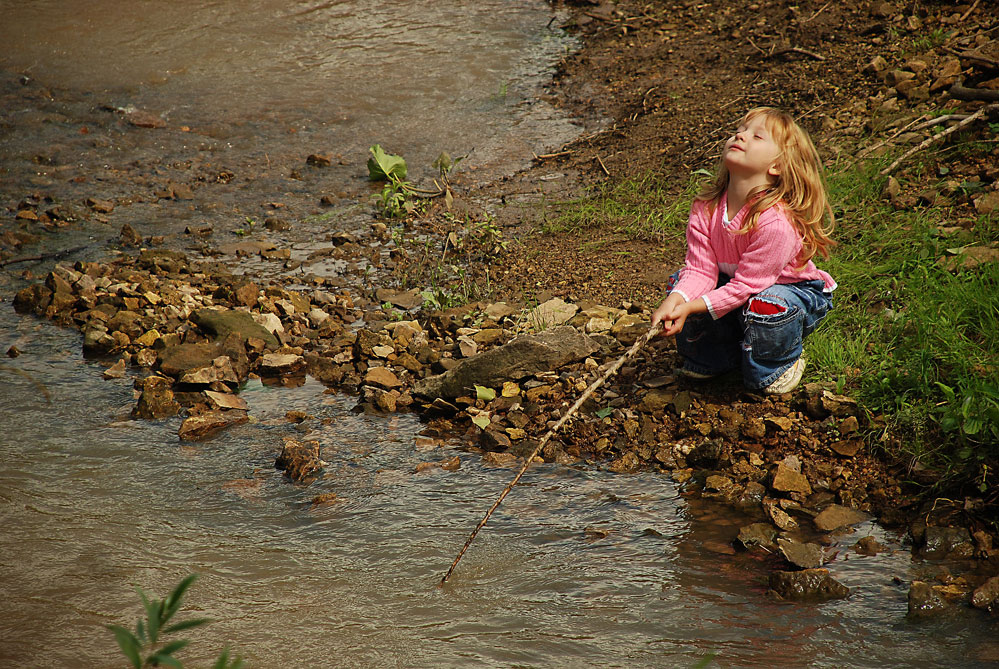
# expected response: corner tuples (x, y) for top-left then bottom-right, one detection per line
(697, 107), (836, 264)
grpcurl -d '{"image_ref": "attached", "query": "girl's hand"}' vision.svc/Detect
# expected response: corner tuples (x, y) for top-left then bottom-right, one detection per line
(652, 293), (686, 335)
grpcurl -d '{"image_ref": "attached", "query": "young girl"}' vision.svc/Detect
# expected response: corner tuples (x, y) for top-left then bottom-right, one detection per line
(651, 107), (836, 395)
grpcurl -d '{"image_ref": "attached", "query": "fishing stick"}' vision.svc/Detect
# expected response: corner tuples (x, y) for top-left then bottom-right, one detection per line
(441, 321), (664, 584)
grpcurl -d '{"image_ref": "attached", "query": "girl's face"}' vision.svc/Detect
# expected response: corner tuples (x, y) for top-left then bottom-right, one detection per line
(723, 115), (781, 181)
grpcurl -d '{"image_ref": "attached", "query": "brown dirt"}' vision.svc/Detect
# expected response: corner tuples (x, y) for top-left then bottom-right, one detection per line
(468, 0), (998, 309)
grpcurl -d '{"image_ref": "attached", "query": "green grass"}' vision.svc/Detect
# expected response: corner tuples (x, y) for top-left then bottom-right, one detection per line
(542, 172), (698, 244)
(807, 157), (999, 492)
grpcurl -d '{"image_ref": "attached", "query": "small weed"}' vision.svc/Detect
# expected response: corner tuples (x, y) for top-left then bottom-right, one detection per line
(107, 574), (242, 669)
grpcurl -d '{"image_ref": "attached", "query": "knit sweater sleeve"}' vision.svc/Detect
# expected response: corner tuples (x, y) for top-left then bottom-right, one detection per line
(670, 201), (719, 303)
(701, 207), (802, 318)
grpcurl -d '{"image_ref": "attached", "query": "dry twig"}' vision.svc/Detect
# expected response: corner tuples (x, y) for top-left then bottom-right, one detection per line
(879, 104), (998, 176)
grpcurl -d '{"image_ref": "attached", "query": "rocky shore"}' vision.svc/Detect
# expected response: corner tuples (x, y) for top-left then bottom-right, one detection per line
(8, 238), (999, 613)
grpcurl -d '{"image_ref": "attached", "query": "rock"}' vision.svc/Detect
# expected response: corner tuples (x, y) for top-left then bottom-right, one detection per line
(741, 417), (767, 440)
(908, 581), (951, 619)
(769, 569), (849, 601)
(120, 223), (142, 247)
(830, 439), (862, 457)
(158, 343), (222, 378)
(611, 312), (649, 344)
(365, 366), (402, 389)
(778, 538), (824, 569)
(103, 359), (127, 380)
(205, 390), (248, 411)
(131, 376), (180, 419)
(482, 451), (519, 466)
(412, 326), (599, 399)
(13, 284), (52, 315)
(526, 297), (578, 328)
(854, 536), (885, 555)
(920, 526), (974, 560)
(179, 356), (239, 386)
(191, 308), (279, 348)
(813, 504), (871, 532)
(483, 302), (518, 321)
(688, 439), (725, 468)
(375, 288), (423, 310)
(478, 426), (510, 450)
(736, 522), (778, 550)
(306, 153), (332, 167)
(124, 109), (166, 128)
(772, 464), (812, 495)
(704, 475), (733, 492)
(275, 438), (325, 482)
(765, 500), (799, 531)
(639, 388), (675, 413)
(178, 410), (247, 441)
(972, 577), (999, 614)
(259, 353), (306, 376)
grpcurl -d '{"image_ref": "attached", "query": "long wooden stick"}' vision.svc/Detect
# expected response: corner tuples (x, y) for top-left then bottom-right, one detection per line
(440, 321), (663, 584)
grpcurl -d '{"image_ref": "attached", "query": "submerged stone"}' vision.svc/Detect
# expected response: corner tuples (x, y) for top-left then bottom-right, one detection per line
(769, 569), (849, 601)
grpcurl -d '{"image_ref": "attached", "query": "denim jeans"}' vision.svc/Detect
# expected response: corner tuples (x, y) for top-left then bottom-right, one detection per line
(667, 271), (832, 390)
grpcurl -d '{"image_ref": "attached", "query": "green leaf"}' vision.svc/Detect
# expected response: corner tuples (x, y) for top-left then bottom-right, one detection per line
(137, 588), (161, 643)
(163, 618), (210, 635)
(471, 414), (491, 430)
(474, 385), (496, 401)
(107, 625), (142, 669)
(146, 651), (184, 668)
(213, 648), (245, 669)
(163, 574), (199, 621)
(156, 639), (191, 656)
(594, 407), (613, 419)
(367, 145), (407, 182)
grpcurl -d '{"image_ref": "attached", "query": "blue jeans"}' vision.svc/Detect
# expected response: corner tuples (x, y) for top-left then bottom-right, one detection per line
(667, 271), (832, 390)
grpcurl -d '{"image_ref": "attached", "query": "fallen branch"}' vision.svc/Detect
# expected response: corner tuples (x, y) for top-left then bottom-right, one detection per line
(596, 155), (611, 176)
(440, 322), (663, 584)
(768, 46), (825, 61)
(880, 104), (998, 176)
(535, 150), (572, 160)
(949, 82), (999, 103)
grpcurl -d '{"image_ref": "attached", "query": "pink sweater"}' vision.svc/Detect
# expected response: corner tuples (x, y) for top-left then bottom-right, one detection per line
(671, 197), (836, 319)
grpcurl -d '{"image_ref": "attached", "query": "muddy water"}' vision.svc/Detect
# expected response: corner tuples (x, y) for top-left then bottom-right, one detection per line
(1, 1), (997, 667)
(1, 291), (995, 667)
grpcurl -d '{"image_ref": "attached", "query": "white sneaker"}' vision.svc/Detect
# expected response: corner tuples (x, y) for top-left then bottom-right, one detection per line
(764, 356), (806, 395)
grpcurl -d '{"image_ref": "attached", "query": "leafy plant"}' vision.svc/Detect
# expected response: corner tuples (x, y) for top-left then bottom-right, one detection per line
(107, 574), (242, 669)
(367, 144), (408, 182)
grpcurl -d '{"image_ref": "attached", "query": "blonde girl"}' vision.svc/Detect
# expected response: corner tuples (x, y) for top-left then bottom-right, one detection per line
(651, 107), (836, 394)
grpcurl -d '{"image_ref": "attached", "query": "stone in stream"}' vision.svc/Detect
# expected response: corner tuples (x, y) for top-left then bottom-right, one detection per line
(768, 569), (849, 601)
(259, 353), (306, 376)
(777, 538), (825, 569)
(919, 526), (975, 560)
(736, 523), (778, 551)
(158, 343), (222, 378)
(907, 581), (952, 619)
(412, 326), (599, 400)
(812, 504), (871, 532)
(178, 410), (248, 441)
(275, 439), (325, 482)
(131, 376), (180, 419)
(771, 462), (812, 495)
(191, 308), (279, 348)
(972, 576), (999, 615)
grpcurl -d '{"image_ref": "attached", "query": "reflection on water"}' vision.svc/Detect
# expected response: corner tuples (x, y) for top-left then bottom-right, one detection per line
(0, 305), (996, 668)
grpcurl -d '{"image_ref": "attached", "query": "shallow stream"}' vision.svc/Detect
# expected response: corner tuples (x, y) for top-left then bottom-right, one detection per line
(1, 1), (997, 666)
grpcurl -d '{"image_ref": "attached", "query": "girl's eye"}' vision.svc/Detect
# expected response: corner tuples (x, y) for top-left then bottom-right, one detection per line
(754, 135), (763, 139)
